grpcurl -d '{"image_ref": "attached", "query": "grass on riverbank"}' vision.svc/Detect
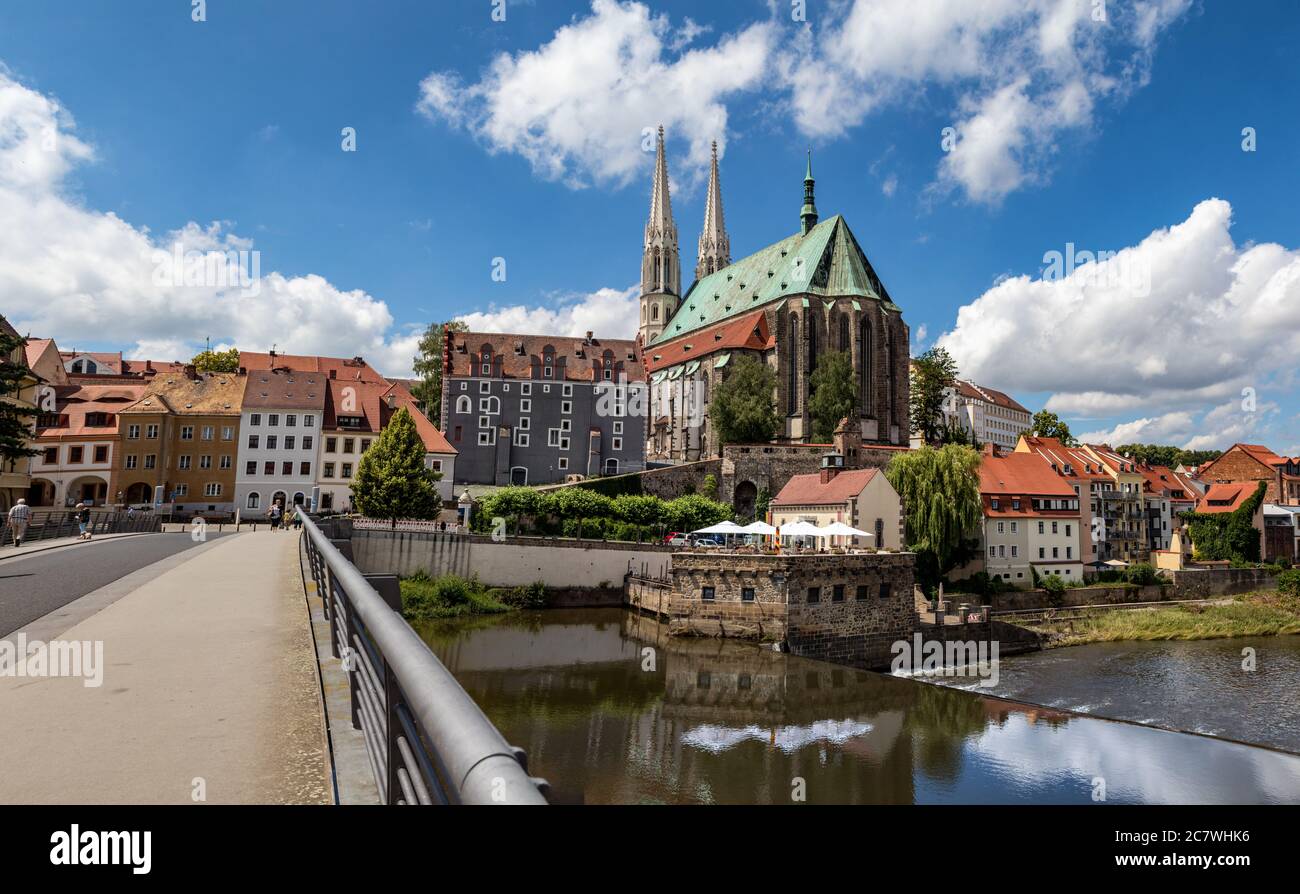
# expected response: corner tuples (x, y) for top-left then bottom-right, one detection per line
(399, 573), (547, 622)
(1042, 592), (1300, 647)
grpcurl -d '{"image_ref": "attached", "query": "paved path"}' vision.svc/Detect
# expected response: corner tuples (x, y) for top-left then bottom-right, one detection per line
(0, 533), (226, 637)
(0, 531), (330, 804)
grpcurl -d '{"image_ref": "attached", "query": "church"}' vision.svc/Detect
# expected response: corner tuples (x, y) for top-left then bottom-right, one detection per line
(640, 127), (911, 463)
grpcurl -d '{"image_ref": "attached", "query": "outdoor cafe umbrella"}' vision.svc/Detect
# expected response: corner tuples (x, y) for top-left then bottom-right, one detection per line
(778, 521), (824, 538)
(691, 521), (746, 536)
(740, 521), (777, 536)
(816, 522), (873, 539)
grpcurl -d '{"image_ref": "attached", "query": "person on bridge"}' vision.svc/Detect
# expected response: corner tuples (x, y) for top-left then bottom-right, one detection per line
(75, 502), (92, 541)
(7, 498), (31, 547)
(268, 501), (282, 532)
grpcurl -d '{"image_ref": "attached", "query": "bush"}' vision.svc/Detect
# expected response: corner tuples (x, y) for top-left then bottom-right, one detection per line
(1278, 569), (1300, 598)
(1041, 574), (1066, 606)
(495, 581), (549, 610)
(1124, 563), (1159, 586)
(400, 573), (513, 622)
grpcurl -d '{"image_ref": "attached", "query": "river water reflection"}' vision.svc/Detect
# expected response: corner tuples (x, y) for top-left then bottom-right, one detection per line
(421, 609), (1300, 805)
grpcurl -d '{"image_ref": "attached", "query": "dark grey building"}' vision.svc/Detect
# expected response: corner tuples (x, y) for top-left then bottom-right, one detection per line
(440, 330), (647, 486)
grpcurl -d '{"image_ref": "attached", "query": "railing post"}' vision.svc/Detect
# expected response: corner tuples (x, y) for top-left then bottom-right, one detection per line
(385, 661), (399, 804)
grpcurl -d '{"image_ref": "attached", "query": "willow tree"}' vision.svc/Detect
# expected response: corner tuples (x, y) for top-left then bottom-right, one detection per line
(885, 444), (982, 590)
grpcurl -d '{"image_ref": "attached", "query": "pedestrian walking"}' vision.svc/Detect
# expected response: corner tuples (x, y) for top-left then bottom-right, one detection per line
(75, 502), (92, 540)
(268, 502), (282, 531)
(7, 498), (32, 547)
(292, 507), (303, 530)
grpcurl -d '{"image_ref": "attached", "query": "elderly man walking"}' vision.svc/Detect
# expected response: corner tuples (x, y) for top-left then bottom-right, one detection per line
(7, 498), (32, 547)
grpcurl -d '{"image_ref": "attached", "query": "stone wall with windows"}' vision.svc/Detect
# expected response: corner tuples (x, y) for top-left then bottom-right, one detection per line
(662, 552), (917, 669)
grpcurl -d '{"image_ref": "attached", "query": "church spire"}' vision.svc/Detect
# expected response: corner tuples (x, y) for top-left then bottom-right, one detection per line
(639, 125), (680, 345)
(696, 140), (731, 281)
(801, 148), (819, 235)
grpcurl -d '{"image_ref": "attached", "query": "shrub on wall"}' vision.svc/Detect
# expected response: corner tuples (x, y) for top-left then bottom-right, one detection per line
(1041, 574), (1066, 606)
(1278, 569), (1300, 598)
(1183, 481), (1267, 563)
(1124, 563), (1160, 586)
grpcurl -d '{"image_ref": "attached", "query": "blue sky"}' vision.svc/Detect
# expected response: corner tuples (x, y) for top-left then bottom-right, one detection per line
(1, 0), (1297, 454)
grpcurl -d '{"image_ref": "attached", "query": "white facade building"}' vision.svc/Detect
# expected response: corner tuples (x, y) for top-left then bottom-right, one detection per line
(233, 369), (326, 517)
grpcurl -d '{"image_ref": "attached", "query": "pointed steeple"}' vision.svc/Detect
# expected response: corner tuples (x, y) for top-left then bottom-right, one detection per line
(696, 140), (731, 281)
(639, 125), (681, 345)
(801, 149), (819, 235)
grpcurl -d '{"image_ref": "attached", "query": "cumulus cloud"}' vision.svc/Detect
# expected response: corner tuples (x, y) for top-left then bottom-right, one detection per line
(0, 70), (423, 378)
(939, 198), (1300, 449)
(782, 0), (1191, 204)
(454, 286), (640, 339)
(417, 0), (774, 188)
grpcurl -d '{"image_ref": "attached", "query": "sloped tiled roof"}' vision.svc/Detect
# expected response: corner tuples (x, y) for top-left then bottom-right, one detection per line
(1140, 465), (1199, 501)
(445, 331), (644, 383)
(242, 368), (328, 411)
(955, 379), (1029, 414)
(771, 468), (880, 506)
(239, 351), (388, 383)
(119, 371), (247, 416)
(321, 378), (455, 455)
(1196, 483), (1257, 514)
(645, 310), (770, 372)
(1018, 436), (1111, 481)
(980, 452), (1078, 499)
(36, 384), (147, 438)
(651, 214), (898, 346)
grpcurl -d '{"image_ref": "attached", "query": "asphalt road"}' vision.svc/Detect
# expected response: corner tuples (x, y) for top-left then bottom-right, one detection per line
(0, 533), (228, 637)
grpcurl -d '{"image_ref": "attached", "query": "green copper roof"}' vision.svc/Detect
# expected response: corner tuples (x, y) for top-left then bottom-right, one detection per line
(649, 214), (899, 346)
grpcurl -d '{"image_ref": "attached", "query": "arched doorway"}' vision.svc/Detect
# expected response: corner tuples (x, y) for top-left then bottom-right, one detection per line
(271, 491), (287, 512)
(124, 482), (153, 505)
(293, 492), (306, 506)
(603, 459), (619, 476)
(510, 467), (528, 486)
(69, 475), (109, 506)
(28, 479), (55, 507)
(733, 480), (758, 520)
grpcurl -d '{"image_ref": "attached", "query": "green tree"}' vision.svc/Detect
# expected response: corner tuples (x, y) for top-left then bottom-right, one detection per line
(1026, 410), (1076, 446)
(1184, 481), (1267, 563)
(663, 494), (732, 532)
(885, 445), (982, 590)
(0, 321), (37, 467)
(613, 493), (664, 527)
(909, 347), (958, 446)
(1115, 443), (1223, 469)
(350, 408), (442, 526)
(410, 320), (467, 419)
(808, 351), (857, 442)
(711, 354), (779, 446)
(191, 347), (240, 372)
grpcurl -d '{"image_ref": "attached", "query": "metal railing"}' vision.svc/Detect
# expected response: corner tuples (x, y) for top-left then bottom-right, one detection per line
(0, 508), (162, 546)
(299, 512), (548, 805)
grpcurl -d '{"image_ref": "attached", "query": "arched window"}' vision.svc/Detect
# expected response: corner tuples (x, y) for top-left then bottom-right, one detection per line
(859, 317), (874, 416)
(787, 314), (799, 415)
(481, 396), (501, 415)
(455, 395), (471, 415)
(653, 250), (661, 285)
(808, 321), (818, 384)
(652, 304), (659, 321)
(247, 492), (260, 510)
(839, 315), (850, 351)
(886, 330), (896, 426)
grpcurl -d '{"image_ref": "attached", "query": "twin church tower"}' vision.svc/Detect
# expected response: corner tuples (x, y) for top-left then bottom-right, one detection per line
(637, 126), (732, 345)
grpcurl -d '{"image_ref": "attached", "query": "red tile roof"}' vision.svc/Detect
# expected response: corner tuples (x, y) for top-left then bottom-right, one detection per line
(954, 379), (1029, 414)
(35, 384), (147, 438)
(645, 311), (770, 373)
(1196, 483), (1257, 514)
(239, 351), (388, 383)
(1140, 465), (1199, 502)
(1018, 436), (1111, 481)
(321, 378), (455, 455)
(980, 453), (1078, 498)
(242, 368), (329, 411)
(444, 331), (644, 383)
(770, 468), (880, 506)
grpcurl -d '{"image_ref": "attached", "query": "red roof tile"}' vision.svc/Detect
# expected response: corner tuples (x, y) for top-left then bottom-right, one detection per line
(770, 468), (880, 506)
(1196, 483), (1257, 514)
(239, 351), (388, 383)
(1019, 436), (1111, 481)
(980, 453), (1078, 498)
(444, 331), (644, 383)
(645, 311), (770, 373)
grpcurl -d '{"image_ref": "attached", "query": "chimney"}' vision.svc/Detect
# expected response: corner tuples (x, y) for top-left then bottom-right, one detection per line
(585, 331), (594, 344)
(385, 393), (396, 410)
(145, 360), (153, 372)
(183, 363), (199, 380)
(820, 452), (844, 484)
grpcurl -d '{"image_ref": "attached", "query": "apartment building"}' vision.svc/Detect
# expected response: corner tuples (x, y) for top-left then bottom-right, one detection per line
(115, 368), (247, 514)
(1015, 436), (1107, 571)
(441, 330), (646, 486)
(317, 378), (456, 512)
(29, 383), (146, 506)
(1138, 465), (1202, 553)
(234, 367), (327, 517)
(1082, 444), (1150, 564)
(980, 451), (1085, 586)
(929, 379), (1033, 452)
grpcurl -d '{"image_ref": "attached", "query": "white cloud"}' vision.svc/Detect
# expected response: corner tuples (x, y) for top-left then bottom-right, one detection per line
(0, 70), (423, 378)
(782, 0), (1190, 204)
(418, 0), (774, 189)
(454, 286), (640, 340)
(939, 198), (1300, 449)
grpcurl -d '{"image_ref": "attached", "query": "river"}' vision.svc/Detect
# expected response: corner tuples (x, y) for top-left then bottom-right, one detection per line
(927, 635), (1300, 754)
(420, 608), (1300, 805)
